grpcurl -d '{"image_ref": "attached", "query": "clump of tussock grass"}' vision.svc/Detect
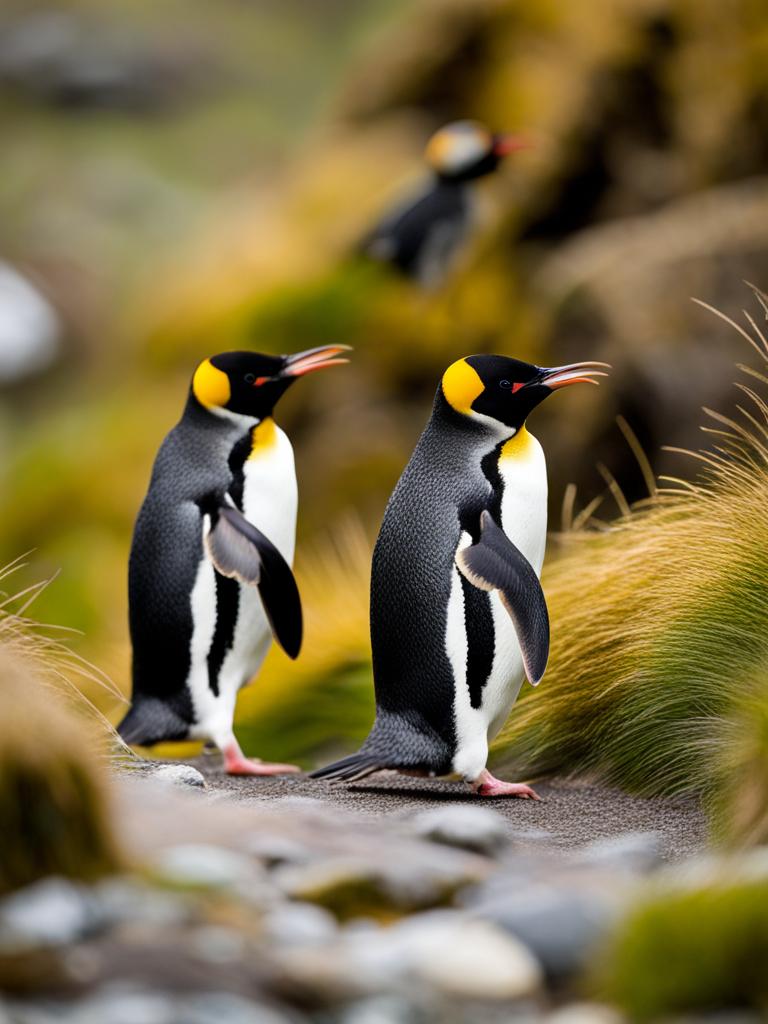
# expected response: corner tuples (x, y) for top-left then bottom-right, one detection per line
(493, 288), (768, 842)
(0, 564), (124, 893)
(595, 874), (768, 1019)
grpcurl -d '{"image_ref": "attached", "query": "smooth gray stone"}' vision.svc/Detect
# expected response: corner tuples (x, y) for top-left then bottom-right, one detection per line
(262, 902), (338, 946)
(475, 882), (616, 982)
(410, 806), (508, 856)
(0, 878), (103, 953)
(577, 831), (663, 873)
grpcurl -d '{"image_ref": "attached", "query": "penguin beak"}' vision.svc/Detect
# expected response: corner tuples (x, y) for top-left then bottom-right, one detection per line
(493, 134), (530, 157)
(280, 345), (352, 378)
(538, 361), (611, 390)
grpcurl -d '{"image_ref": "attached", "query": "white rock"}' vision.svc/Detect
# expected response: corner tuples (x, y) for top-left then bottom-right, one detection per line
(546, 1002), (627, 1024)
(0, 878), (100, 952)
(411, 805), (508, 855)
(150, 844), (258, 889)
(0, 263), (59, 382)
(388, 912), (542, 1000)
(578, 832), (663, 873)
(262, 902), (338, 946)
(147, 764), (206, 789)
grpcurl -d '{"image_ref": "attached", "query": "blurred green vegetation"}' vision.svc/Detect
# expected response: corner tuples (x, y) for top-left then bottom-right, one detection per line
(597, 873), (768, 1019)
(1, 0), (768, 804)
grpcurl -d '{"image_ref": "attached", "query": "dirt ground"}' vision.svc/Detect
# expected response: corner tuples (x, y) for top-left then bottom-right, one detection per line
(188, 757), (707, 862)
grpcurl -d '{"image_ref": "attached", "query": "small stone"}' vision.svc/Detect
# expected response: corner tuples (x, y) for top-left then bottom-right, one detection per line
(262, 902), (338, 946)
(150, 844), (259, 890)
(0, 878), (102, 953)
(411, 806), (508, 856)
(245, 834), (313, 868)
(388, 913), (542, 1001)
(546, 1002), (626, 1024)
(74, 987), (175, 1024)
(578, 832), (663, 873)
(278, 854), (484, 919)
(476, 882), (617, 982)
(339, 995), (420, 1024)
(175, 993), (295, 1024)
(189, 925), (247, 964)
(147, 765), (206, 789)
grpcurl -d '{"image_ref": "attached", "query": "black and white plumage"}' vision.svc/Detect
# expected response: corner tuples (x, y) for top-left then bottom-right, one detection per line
(361, 120), (526, 289)
(313, 353), (608, 797)
(118, 345), (349, 775)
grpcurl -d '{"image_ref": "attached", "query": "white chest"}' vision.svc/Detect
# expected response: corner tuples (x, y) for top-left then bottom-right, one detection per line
(497, 429), (548, 575)
(448, 428), (549, 778)
(240, 423), (298, 563)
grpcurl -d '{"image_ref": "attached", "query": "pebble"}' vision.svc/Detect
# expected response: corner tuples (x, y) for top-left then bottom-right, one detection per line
(0, 878), (102, 953)
(471, 881), (618, 982)
(385, 913), (542, 1001)
(245, 834), (313, 869)
(150, 844), (259, 890)
(262, 902), (338, 946)
(339, 995), (421, 1024)
(577, 831), (663, 874)
(278, 853), (485, 919)
(410, 806), (508, 856)
(546, 1002), (627, 1024)
(147, 765), (206, 790)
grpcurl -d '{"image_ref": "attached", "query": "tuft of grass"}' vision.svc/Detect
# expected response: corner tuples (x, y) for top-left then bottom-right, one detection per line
(0, 564), (124, 893)
(596, 875), (768, 1019)
(493, 290), (768, 843)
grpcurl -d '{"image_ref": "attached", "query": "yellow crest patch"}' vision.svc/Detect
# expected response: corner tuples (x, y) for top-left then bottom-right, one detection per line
(441, 358), (484, 415)
(193, 359), (230, 409)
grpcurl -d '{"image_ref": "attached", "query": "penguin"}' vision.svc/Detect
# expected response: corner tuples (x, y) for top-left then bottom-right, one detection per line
(361, 120), (527, 289)
(312, 353), (608, 796)
(118, 345), (350, 775)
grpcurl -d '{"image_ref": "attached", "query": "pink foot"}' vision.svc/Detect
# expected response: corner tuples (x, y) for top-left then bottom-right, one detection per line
(471, 769), (540, 800)
(223, 744), (300, 777)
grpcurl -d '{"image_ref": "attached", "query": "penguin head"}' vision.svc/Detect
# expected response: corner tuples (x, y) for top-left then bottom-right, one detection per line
(191, 345), (351, 421)
(424, 120), (527, 182)
(440, 354), (609, 434)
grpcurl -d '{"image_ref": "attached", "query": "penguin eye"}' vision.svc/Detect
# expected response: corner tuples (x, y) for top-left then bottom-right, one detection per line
(244, 373), (256, 385)
(499, 379), (512, 389)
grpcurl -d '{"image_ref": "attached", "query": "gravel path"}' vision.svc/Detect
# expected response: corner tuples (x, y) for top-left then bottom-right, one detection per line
(190, 758), (707, 862)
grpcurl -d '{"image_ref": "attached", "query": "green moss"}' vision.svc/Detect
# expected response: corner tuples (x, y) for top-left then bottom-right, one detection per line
(598, 880), (768, 1020)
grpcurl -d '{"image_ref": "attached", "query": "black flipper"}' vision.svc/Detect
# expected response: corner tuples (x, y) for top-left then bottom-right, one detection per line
(205, 504), (302, 659)
(456, 510), (549, 685)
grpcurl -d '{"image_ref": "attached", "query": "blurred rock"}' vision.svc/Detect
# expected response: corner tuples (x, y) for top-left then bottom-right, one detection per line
(577, 831), (663, 874)
(147, 765), (206, 790)
(385, 913), (542, 1001)
(262, 902), (338, 947)
(150, 844), (260, 890)
(277, 850), (486, 919)
(0, 878), (103, 953)
(0, 263), (58, 384)
(338, 995), (421, 1024)
(469, 881), (619, 983)
(545, 1003), (626, 1024)
(0, 11), (207, 112)
(410, 806), (508, 856)
(245, 835), (313, 869)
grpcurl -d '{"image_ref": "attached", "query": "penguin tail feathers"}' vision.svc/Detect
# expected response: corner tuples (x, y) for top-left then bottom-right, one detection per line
(310, 752), (384, 783)
(117, 699), (190, 748)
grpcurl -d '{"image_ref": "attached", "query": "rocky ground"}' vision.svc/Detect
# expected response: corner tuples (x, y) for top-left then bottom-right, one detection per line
(0, 761), (724, 1024)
